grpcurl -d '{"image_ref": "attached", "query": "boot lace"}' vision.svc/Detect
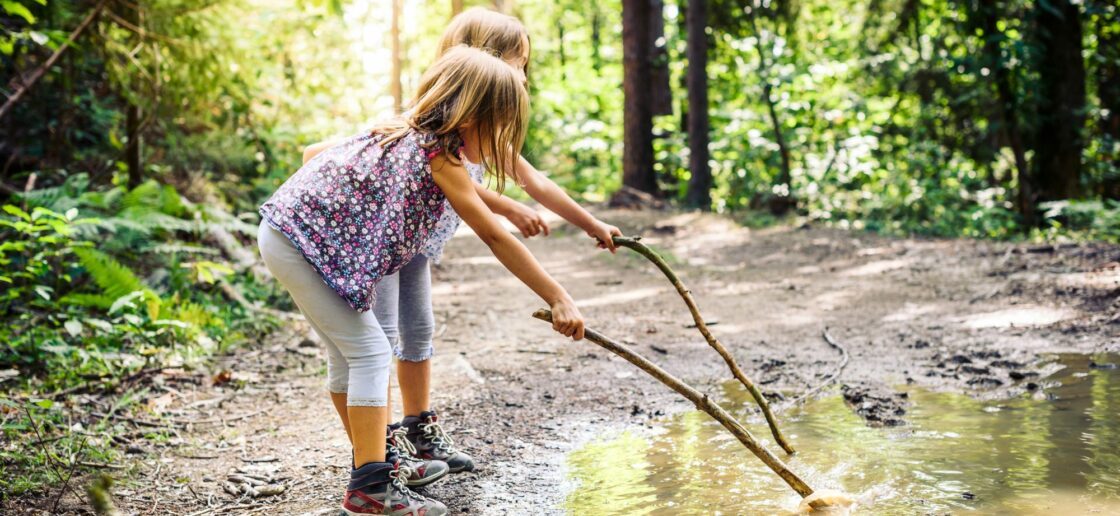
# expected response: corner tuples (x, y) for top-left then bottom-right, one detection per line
(420, 420), (457, 455)
(388, 463), (425, 502)
(390, 426), (420, 458)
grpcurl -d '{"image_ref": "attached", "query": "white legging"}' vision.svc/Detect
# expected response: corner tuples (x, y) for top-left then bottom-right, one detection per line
(258, 222), (391, 407)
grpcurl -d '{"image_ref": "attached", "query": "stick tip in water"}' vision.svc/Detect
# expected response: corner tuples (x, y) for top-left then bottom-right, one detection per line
(797, 490), (857, 514)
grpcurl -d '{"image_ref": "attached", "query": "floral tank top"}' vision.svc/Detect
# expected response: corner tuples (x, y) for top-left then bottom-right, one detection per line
(259, 129), (465, 312)
(421, 158), (484, 262)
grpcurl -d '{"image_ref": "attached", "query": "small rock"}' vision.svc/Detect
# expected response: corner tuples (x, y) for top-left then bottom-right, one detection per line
(962, 491), (976, 500)
(967, 377), (1004, 387)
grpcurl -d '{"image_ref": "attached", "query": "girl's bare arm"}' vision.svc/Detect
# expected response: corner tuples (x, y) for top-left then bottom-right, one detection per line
(432, 156), (584, 340)
(513, 156), (622, 252)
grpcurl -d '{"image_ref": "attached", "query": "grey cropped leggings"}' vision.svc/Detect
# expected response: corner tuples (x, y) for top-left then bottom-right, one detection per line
(257, 222), (435, 406)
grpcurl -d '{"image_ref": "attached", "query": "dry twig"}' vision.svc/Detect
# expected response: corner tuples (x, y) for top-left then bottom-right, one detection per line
(611, 236), (796, 454)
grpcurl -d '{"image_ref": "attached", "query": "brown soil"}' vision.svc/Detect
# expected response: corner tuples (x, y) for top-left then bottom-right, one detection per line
(10, 209), (1120, 515)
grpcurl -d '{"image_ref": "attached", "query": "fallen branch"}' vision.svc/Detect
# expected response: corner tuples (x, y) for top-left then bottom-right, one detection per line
(785, 328), (850, 407)
(611, 236), (796, 454)
(0, 0), (109, 121)
(532, 309), (813, 497)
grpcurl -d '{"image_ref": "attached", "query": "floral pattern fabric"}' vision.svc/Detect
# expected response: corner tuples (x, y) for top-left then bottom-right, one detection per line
(259, 129), (451, 312)
(421, 159), (484, 263)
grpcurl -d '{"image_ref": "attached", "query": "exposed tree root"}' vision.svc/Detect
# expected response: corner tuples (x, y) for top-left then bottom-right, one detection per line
(785, 328), (850, 407)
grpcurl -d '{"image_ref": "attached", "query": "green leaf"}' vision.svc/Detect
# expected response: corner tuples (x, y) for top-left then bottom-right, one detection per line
(3, 204), (30, 222)
(83, 318), (114, 333)
(74, 248), (149, 300)
(33, 399), (53, 409)
(63, 319), (83, 337)
(109, 291), (145, 314)
(34, 285), (52, 301)
(2, 1), (36, 24)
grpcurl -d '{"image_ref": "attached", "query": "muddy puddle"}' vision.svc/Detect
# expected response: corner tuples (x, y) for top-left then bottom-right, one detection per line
(565, 353), (1120, 514)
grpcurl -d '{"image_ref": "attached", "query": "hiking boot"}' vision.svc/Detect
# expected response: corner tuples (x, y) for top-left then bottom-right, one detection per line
(340, 460), (447, 516)
(388, 426), (450, 487)
(397, 410), (475, 473)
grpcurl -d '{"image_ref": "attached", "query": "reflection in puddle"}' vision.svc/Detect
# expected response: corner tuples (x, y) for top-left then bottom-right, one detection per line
(565, 354), (1120, 514)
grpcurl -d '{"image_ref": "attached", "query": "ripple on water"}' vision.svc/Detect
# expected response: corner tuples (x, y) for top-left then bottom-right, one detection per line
(565, 353), (1120, 515)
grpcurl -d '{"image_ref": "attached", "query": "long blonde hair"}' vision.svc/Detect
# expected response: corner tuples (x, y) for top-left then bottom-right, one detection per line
(438, 7), (530, 76)
(373, 46), (528, 192)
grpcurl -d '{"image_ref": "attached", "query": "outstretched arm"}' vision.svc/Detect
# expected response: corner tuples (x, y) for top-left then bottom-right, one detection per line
(432, 155), (584, 340)
(472, 183), (549, 238)
(514, 156), (622, 252)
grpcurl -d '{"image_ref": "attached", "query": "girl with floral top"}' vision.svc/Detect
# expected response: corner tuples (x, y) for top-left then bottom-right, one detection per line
(258, 46), (584, 515)
(300, 8), (622, 486)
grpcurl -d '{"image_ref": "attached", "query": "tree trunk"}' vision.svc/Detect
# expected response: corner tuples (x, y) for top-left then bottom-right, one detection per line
(1095, 0), (1120, 199)
(590, 5), (602, 72)
(747, 12), (793, 206)
(451, 0), (463, 17)
(977, 0), (1033, 222)
(618, 0), (657, 196)
(1033, 0), (1087, 202)
(390, 0), (403, 114)
(558, 17), (567, 80)
(685, 0), (711, 210)
(124, 1), (142, 188)
(649, 0), (673, 116)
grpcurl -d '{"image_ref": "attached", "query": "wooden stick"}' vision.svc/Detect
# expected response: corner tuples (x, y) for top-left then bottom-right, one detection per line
(611, 236), (796, 454)
(532, 309), (814, 497)
(0, 0), (109, 121)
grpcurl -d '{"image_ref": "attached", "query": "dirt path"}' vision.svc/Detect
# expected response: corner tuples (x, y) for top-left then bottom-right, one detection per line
(26, 209), (1120, 515)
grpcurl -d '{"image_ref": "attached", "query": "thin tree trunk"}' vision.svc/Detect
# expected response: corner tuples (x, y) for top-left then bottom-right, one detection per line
(125, 104), (142, 188)
(649, 0), (673, 116)
(590, 5), (602, 72)
(977, 0), (1033, 222)
(1095, 0), (1120, 199)
(558, 17), (566, 80)
(685, 0), (711, 210)
(390, 0), (403, 114)
(747, 13), (793, 202)
(124, 0), (143, 188)
(1033, 0), (1087, 202)
(451, 0), (463, 16)
(618, 0), (657, 195)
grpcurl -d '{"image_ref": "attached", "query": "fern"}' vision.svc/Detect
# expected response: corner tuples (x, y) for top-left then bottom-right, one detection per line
(73, 248), (149, 300)
(59, 293), (115, 310)
(120, 181), (163, 211)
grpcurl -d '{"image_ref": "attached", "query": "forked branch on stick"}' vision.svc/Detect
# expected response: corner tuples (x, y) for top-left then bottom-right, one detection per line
(611, 235), (796, 454)
(532, 309), (814, 497)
